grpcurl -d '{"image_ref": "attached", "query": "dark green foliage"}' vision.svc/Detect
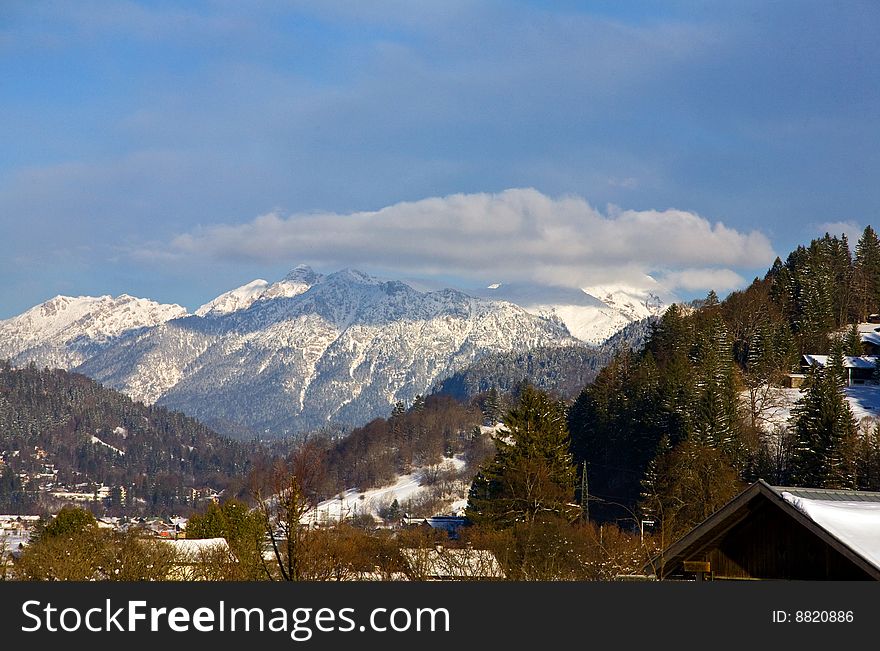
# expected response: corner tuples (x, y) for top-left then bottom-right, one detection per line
(481, 387), (501, 425)
(33, 506), (96, 542)
(0, 363), (262, 514)
(568, 229), (880, 524)
(772, 234), (852, 353)
(855, 422), (880, 491)
(852, 226), (880, 321)
(186, 499), (265, 578)
(467, 386), (577, 528)
(379, 498), (401, 523)
(790, 364), (857, 488)
(844, 322), (863, 356)
(322, 394), (482, 495)
(0, 466), (34, 513)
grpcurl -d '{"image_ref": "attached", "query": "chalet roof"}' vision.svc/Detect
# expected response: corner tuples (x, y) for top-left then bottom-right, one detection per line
(777, 489), (880, 571)
(644, 480), (880, 580)
(802, 354), (879, 370)
(770, 485), (880, 503)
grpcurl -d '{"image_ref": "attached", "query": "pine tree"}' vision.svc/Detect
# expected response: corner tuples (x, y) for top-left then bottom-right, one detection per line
(856, 423), (880, 490)
(482, 387), (501, 426)
(690, 316), (740, 457)
(466, 385), (577, 528)
(852, 226), (880, 321)
(790, 362), (857, 488)
(844, 323), (863, 356)
(827, 338), (848, 387)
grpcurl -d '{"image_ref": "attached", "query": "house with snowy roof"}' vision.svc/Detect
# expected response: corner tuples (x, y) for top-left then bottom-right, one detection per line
(801, 354), (879, 386)
(644, 480), (880, 580)
(160, 537), (235, 580)
(400, 544), (505, 581)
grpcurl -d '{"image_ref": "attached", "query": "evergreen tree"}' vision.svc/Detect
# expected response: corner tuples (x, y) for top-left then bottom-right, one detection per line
(856, 422), (880, 490)
(187, 499), (265, 579)
(467, 385), (577, 528)
(844, 323), (863, 356)
(690, 316), (740, 457)
(790, 363), (857, 488)
(827, 338), (849, 387)
(482, 387), (501, 426)
(852, 226), (880, 321)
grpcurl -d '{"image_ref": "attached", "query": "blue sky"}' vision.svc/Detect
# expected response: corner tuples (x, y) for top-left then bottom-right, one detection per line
(1, 1), (878, 317)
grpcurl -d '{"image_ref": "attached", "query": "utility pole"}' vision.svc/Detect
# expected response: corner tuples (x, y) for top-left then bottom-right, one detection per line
(580, 461), (589, 522)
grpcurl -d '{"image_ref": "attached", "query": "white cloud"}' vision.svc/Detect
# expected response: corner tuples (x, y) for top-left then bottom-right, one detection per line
(816, 220), (864, 245)
(147, 188), (775, 293)
(658, 268), (748, 294)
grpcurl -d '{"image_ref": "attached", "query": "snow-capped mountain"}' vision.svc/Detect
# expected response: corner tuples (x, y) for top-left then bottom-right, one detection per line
(194, 264), (320, 317)
(0, 267), (574, 437)
(0, 294), (187, 369)
(1, 266), (664, 437)
(195, 279), (270, 317)
(474, 280), (669, 344)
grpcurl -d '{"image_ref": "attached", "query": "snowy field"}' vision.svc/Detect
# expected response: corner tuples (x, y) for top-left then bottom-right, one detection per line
(760, 385), (880, 432)
(302, 455), (470, 525)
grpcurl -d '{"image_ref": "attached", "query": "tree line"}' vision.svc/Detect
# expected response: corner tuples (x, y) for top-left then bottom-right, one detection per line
(569, 227), (880, 542)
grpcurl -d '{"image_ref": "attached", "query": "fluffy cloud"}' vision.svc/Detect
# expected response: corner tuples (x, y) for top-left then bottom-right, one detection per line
(658, 269), (749, 294)
(816, 220), (864, 245)
(155, 188), (775, 293)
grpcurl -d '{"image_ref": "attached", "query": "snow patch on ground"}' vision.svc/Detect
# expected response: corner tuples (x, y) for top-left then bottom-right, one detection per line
(90, 435), (124, 455)
(760, 386), (880, 431)
(303, 456), (469, 525)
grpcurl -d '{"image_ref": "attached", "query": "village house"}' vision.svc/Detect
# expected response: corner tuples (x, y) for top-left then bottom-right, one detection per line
(800, 354), (879, 386)
(402, 515), (469, 539)
(645, 480), (880, 580)
(161, 537), (235, 580)
(400, 544), (505, 581)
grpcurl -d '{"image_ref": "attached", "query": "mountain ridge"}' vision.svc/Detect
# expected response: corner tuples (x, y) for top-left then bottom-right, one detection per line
(0, 267), (666, 437)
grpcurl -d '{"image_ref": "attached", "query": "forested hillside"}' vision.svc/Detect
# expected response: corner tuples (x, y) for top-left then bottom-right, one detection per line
(0, 363), (263, 514)
(569, 228), (880, 540)
(435, 317), (658, 402)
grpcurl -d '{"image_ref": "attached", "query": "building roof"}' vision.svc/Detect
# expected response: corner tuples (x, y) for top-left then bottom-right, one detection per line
(400, 546), (505, 580)
(778, 490), (880, 571)
(771, 485), (880, 503)
(161, 537), (231, 562)
(645, 480), (880, 579)
(803, 354), (879, 370)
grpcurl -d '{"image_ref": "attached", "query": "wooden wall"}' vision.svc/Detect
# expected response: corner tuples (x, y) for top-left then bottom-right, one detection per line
(683, 500), (872, 580)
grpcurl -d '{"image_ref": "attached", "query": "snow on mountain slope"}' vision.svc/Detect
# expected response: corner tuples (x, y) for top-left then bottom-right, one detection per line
(477, 280), (669, 344)
(7, 266), (670, 437)
(73, 268), (579, 436)
(195, 265), (323, 318)
(303, 456), (469, 524)
(0, 294), (187, 369)
(195, 279), (269, 317)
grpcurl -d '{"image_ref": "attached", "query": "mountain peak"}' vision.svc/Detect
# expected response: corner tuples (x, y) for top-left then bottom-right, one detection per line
(195, 279), (270, 317)
(327, 268), (381, 286)
(283, 264), (321, 285)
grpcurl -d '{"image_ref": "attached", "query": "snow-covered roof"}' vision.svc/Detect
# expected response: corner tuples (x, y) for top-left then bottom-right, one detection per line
(781, 491), (880, 571)
(803, 354), (879, 370)
(646, 480), (880, 579)
(400, 547), (505, 579)
(161, 537), (230, 562)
